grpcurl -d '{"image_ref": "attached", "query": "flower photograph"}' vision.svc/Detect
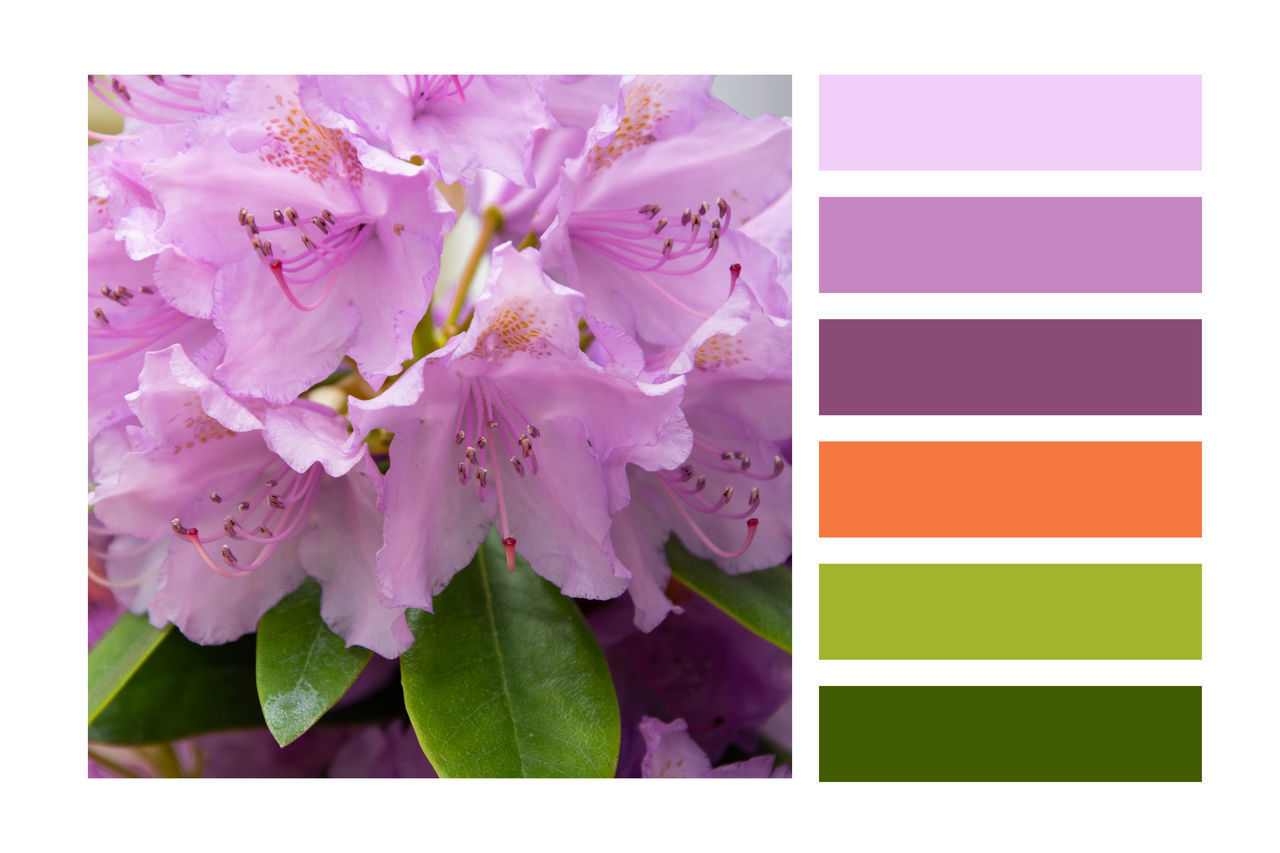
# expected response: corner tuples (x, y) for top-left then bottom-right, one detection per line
(87, 75), (792, 778)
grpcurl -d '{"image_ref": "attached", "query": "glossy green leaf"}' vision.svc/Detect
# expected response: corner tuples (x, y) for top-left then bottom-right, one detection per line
(256, 579), (372, 746)
(88, 632), (263, 745)
(666, 534), (792, 652)
(401, 529), (620, 777)
(88, 614), (172, 724)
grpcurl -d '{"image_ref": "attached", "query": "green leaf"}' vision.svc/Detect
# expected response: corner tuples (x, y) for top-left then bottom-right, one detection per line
(88, 614), (172, 724)
(88, 632), (263, 745)
(666, 534), (792, 653)
(255, 579), (372, 746)
(401, 529), (620, 777)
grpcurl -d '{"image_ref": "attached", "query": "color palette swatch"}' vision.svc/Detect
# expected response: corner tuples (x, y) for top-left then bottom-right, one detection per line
(819, 319), (1201, 415)
(819, 564), (1202, 659)
(816, 75), (1203, 783)
(819, 197), (1202, 293)
(819, 75), (1202, 170)
(819, 686), (1202, 781)
(819, 441), (1202, 537)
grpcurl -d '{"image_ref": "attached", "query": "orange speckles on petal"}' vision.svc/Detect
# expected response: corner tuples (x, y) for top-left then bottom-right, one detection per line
(258, 92), (364, 187)
(171, 395), (237, 455)
(587, 82), (671, 173)
(470, 297), (557, 361)
(693, 333), (751, 371)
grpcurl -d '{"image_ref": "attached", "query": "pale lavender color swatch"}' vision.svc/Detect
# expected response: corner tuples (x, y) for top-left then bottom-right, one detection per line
(820, 197), (1201, 293)
(819, 75), (1202, 170)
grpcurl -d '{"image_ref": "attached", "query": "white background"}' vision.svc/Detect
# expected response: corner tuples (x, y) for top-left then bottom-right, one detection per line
(14, 0), (1276, 850)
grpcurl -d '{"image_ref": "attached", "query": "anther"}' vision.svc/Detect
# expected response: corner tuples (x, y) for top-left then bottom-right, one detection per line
(265, 480), (277, 488)
(310, 216), (329, 235)
(721, 451), (735, 461)
(237, 501), (250, 512)
(519, 435), (533, 457)
(465, 446), (478, 464)
(476, 468), (488, 489)
(273, 209), (285, 224)
(457, 463), (468, 484)
(749, 487), (760, 504)
(259, 239), (273, 257)
(772, 455), (785, 475)
(101, 285), (113, 299)
(477, 436), (487, 449)
(221, 545), (238, 566)
(717, 197), (728, 218)
(139, 285), (154, 294)
(708, 232), (720, 250)
(238, 208), (248, 226)
(662, 238), (674, 255)
(510, 456), (525, 476)
(224, 517), (239, 536)
(698, 202), (709, 216)
(148, 74), (164, 85)
(268, 494), (285, 509)
(681, 208), (692, 226)
(301, 235), (317, 251)
(284, 206), (299, 225)
(711, 218), (721, 231)
(114, 285), (133, 301)
(654, 218), (668, 235)
(488, 420), (498, 429)
(257, 524), (273, 537)
(526, 425), (540, 438)
(455, 430), (466, 444)
(209, 492), (222, 503)
(170, 518), (189, 536)
(244, 213), (258, 234)
(740, 455), (751, 471)
(723, 486), (735, 503)
(94, 307), (109, 324)
(322, 209), (336, 224)
(694, 476), (707, 492)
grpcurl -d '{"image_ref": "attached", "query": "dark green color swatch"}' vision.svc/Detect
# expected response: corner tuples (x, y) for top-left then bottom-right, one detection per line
(820, 564), (1201, 659)
(819, 686), (1201, 781)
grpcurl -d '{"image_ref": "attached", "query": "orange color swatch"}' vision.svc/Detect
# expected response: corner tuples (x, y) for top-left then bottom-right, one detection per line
(819, 442), (1201, 537)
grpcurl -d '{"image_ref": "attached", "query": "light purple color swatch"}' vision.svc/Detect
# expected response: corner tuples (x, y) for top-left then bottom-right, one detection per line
(819, 76), (1202, 170)
(820, 197), (1201, 293)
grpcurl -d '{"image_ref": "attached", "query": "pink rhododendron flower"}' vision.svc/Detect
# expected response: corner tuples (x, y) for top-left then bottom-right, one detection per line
(91, 346), (409, 656)
(301, 75), (553, 187)
(138, 76), (455, 401)
(87, 74), (792, 778)
(88, 229), (220, 440)
(349, 244), (689, 611)
(610, 277), (791, 630)
(639, 717), (786, 778)
(539, 76), (791, 351)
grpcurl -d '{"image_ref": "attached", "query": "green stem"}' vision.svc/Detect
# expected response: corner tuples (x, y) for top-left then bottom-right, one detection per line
(444, 206), (504, 336)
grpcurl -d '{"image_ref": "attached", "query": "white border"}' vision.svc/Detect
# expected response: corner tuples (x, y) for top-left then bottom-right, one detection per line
(14, 1), (1278, 851)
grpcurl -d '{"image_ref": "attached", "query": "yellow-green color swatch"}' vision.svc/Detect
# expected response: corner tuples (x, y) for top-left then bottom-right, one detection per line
(820, 563), (1200, 659)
